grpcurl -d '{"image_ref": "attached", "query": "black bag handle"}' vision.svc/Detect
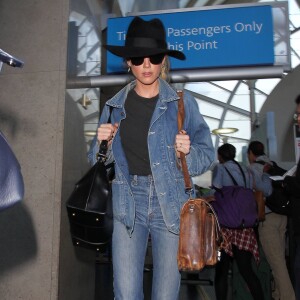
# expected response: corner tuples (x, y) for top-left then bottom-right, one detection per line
(97, 106), (113, 160)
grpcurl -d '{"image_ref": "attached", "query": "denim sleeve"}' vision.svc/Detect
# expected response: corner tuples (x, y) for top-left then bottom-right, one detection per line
(184, 91), (215, 176)
(87, 105), (113, 166)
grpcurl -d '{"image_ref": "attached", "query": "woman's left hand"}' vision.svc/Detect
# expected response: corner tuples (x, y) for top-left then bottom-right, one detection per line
(175, 130), (190, 157)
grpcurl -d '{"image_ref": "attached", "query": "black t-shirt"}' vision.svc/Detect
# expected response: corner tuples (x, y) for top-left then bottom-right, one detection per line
(120, 89), (158, 175)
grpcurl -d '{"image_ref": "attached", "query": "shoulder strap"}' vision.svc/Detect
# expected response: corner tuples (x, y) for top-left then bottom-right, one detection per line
(224, 166), (238, 186)
(177, 90), (193, 193)
(224, 161), (247, 188)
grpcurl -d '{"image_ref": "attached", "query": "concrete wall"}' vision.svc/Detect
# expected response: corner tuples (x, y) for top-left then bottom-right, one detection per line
(253, 65), (300, 164)
(263, 65), (300, 162)
(0, 0), (95, 299)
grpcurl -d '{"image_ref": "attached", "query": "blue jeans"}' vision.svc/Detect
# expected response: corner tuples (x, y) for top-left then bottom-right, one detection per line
(112, 175), (181, 300)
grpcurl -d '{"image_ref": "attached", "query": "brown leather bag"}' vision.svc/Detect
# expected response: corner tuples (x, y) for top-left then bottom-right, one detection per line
(176, 91), (223, 272)
(177, 198), (223, 271)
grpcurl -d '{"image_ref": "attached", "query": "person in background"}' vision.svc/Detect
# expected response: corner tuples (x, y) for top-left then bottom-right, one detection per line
(212, 143), (270, 300)
(284, 94), (300, 300)
(88, 16), (215, 300)
(248, 140), (295, 300)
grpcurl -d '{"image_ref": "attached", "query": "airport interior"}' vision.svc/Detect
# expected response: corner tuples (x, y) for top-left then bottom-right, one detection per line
(0, 0), (300, 299)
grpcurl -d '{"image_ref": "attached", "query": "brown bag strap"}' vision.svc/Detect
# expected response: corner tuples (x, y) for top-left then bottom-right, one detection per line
(177, 90), (193, 194)
(177, 92), (226, 247)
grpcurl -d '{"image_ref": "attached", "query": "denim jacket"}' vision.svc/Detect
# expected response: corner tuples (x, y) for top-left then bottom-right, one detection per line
(88, 78), (214, 234)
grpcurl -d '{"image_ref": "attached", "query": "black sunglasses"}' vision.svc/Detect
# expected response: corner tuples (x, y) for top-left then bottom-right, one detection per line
(129, 54), (165, 66)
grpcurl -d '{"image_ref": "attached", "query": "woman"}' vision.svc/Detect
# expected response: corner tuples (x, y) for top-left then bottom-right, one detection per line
(212, 143), (270, 300)
(88, 16), (214, 300)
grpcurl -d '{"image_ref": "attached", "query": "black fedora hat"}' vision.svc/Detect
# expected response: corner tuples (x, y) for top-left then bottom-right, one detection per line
(104, 16), (185, 60)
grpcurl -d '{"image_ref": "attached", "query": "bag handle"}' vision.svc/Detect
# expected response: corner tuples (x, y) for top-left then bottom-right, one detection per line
(177, 90), (193, 194)
(97, 106), (113, 161)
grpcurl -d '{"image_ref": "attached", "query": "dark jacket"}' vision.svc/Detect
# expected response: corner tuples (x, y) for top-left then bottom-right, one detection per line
(284, 158), (300, 236)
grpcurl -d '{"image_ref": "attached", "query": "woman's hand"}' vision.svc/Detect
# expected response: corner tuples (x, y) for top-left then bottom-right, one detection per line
(175, 130), (191, 158)
(97, 123), (118, 146)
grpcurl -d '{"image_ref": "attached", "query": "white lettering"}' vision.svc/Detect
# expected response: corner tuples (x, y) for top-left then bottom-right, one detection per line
(166, 25), (231, 38)
(168, 42), (184, 51)
(255, 22), (263, 34)
(187, 40), (218, 50)
(234, 22), (263, 34)
(116, 31), (126, 41)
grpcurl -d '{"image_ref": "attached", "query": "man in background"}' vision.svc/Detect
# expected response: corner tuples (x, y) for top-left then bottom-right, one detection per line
(248, 141), (295, 300)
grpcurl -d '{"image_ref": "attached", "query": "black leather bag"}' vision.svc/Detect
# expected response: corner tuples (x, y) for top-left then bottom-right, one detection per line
(66, 110), (114, 252)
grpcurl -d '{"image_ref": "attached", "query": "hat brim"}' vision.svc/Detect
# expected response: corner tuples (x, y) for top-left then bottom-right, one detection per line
(104, 45), (186, 60)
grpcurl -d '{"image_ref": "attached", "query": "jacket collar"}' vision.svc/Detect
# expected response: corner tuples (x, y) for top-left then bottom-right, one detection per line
(106, 78), (179, 108)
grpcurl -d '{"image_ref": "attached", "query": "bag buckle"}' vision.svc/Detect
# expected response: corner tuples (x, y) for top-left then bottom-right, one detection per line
(185, 187), (194, 198)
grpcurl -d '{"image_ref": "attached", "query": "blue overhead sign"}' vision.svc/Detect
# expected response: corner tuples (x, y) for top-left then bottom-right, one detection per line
(106, 5), (274, 73)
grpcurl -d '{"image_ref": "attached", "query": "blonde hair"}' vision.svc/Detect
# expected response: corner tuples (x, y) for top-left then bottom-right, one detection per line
(160, 56), (170, 81)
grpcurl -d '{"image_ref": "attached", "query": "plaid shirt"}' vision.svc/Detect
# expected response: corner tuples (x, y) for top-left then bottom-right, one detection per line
(221, 227), (259, 262)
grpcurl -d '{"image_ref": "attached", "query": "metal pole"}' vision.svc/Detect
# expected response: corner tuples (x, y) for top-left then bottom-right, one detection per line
(66, 66), (284, 89)
(248, 80), (256, 130)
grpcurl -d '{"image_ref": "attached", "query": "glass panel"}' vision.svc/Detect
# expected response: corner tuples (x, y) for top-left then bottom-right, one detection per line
(255, 78), (280, 94)
(291, 54), (300, 68)
(196, 99), (223, 119)
(290, 31), (300, 54)
(211, 80), (239, 91)
(185, 82), (230, 103)
(254, 93), (267, 113)
(179, 0), (189, 7)
(290, 13), (300, 68)
(203, 117), (220, 133)
(194, 0), (210, 6)
(230, 94), (250, 111)
(222, 111), (251, 140)
(289, 0), (300, 27)
(291, 27), (300, 68)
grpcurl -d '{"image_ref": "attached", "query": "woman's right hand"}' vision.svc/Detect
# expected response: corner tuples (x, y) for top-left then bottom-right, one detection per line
(97, 123), (118, 145)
